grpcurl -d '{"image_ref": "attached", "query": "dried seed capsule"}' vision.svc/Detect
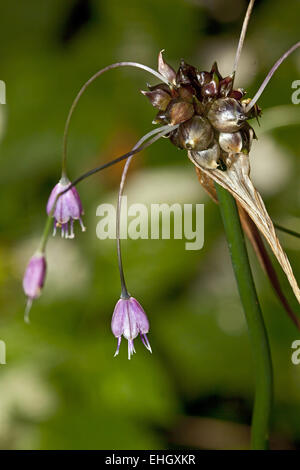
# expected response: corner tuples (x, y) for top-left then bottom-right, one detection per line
(219, 131), (243, 154)
(207, 97), (247, 132)
(166, 99), (194, 125)
(141, 88), (171, 111)
(189, 141), (220, 169)
(178, 84), (195, 103)
(196, 71), (211, 86)
(178, 116), (214, 151)
(158, 50), (176, 85)
(176, 60), (198, 86)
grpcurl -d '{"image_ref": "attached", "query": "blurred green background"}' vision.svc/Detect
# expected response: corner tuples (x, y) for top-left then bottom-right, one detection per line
(0, 0), (300, 450)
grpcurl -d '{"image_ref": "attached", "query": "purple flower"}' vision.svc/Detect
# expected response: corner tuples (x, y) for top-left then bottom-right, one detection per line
(23, 253), (47, 322)
(111, 297), (152, 360)
(23, 253), (46, 300)
(46, 176), (85, 239)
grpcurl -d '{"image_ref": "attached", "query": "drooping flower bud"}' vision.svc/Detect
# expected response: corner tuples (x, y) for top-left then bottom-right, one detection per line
(196, 70), (211, 86)
(47, 176), (85, 239)
(178, 116), (214, 151)
(23, 253), (47, 323)
(111, 296), (152, 360)
(23, 253), (46, 300)
(207, 97), (247, 132)
(201, 78), (218, 99)
(158, 50), (176, 85)
(219, 76), (234, 97)
(178, 84), (195, 103)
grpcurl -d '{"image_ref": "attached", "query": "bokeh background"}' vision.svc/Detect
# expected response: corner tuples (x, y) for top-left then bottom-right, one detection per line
(0, 0), (300, 450)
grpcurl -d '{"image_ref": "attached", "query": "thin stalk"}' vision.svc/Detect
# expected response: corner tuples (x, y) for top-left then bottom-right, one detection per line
(215, 183), (273, 450)
(61, 61), (169, 175)
(116, 124), (176, 298)
(232, 0), (256, 79)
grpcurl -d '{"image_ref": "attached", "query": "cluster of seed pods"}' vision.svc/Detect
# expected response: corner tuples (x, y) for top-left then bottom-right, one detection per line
(142, 52), (260, 171)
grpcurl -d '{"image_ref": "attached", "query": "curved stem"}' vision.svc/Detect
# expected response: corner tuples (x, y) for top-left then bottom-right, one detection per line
(61, 62), (169, 175)
(215, 183), (273, 450)
(117, 155), (132, 299)
(232, 0), (256, 79)
(274, 223), (300, 239)
(246, 41), (300, 112)
(116, 124), (175, 298)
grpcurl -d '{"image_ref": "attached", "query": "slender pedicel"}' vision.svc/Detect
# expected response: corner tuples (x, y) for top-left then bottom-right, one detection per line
(116, 124), (176, 298)
(246, 41), (300, 112)
(232, 0), (256, 79)
(61, 62), (171, 175)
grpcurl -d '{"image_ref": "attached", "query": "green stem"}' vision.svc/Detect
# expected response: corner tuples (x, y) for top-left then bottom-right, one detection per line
(215, 183), (273, 450)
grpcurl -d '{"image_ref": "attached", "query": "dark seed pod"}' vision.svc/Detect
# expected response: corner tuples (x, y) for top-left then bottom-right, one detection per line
(189, 141), (220, 169)
(169, 128), (184, 149)
(193, 97), (205, 115)
(207, 97), (247, 132)
(219, 131), (243, 154)
(166, 99), (194, 125)
(196, 71), (211, 86)
(219, 75), (234, 97)
(178, 116), (214, 151)
(178, 84), (195, 103)
(176, 60), (198, 86)
(141, 88), (171, 111)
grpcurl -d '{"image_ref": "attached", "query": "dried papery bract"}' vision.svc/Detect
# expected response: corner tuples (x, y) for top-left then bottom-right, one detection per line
(189, 151), (300, 303)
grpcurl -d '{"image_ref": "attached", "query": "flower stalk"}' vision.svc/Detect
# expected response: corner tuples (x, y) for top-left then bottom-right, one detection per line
(215, 182), (273, 450)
